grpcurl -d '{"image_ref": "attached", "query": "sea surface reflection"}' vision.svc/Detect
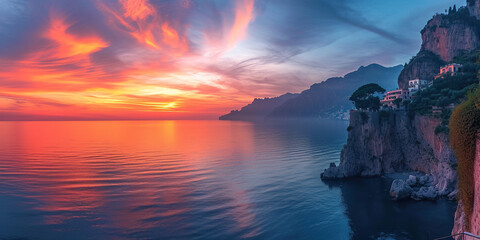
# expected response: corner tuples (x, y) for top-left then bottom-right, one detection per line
(0, 120), (455, 239)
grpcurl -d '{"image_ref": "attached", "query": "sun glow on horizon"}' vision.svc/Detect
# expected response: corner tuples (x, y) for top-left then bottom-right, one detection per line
(0, 0), (258, 120)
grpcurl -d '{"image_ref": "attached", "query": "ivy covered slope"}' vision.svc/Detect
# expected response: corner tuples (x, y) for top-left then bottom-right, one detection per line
(451, 87), (480, 232)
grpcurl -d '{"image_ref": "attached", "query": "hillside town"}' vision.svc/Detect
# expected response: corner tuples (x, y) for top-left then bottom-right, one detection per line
(380, 63), (462, 111)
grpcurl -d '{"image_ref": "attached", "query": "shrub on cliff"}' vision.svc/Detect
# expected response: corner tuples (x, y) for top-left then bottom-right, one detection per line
(450, 87), (480, 228)
(442, 7), (478, 27)
(452, 50), (480, 65)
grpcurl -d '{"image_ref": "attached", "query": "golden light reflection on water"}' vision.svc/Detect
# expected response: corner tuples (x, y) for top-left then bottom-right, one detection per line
(0, 120), (459, 239)
(0, 120), (258, 236)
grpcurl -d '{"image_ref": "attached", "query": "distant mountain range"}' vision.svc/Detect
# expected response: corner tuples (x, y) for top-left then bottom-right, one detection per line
(219, 93), (299, 121)
(219, 64), (403, 121)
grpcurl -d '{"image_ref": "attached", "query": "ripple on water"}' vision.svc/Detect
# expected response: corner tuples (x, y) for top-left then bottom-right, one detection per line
(0, 120), (456, 240)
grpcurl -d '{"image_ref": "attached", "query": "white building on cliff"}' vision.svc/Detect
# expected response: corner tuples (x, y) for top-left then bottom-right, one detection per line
(408, 79), (429, 97)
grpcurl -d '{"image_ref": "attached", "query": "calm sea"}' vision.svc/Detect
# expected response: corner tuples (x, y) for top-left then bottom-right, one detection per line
(0, 120), (456, 239)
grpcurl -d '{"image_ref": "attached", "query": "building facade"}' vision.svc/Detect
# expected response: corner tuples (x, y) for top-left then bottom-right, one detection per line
(435, 63), (463, 79)
(408, 79), (429, 97)
(381, 89), (409, 108)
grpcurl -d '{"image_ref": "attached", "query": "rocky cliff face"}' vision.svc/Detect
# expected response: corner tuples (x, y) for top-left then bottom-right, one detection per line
(397, 51), (445, 89)
(321, 111), (457, 197)
(398, 3), (480, 89)
(452, 133), (480, 235)
(469, 0), (480, 19)
(421, 11), (480, 63)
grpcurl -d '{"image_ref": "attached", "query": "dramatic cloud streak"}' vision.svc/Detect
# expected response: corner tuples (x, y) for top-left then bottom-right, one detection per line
(0, 0), (464, 120)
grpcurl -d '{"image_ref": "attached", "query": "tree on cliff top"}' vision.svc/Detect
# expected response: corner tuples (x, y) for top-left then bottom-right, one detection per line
(350, 83), (385, 111)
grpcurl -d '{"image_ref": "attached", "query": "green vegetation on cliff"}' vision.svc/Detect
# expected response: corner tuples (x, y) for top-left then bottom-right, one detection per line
(442, 6), (477, 26)
(409, 73), (478, 115)
(420, 6), (477, 35)
(350, 83), (385, 111)
(450, 87), (480, 228)
(409, 51), (480, 118)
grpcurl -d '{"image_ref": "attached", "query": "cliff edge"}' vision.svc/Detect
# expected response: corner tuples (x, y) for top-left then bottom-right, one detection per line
(398, 3), (480, 89)
(321, 111), (457, 197)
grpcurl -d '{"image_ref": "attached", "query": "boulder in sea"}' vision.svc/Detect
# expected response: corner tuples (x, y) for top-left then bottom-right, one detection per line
(418, 175), (430, 186)
(406, 175), (417, 187)
(412, 186), (438, 200)
(390, 179), (413, 200)
(321, 163), (344, 179)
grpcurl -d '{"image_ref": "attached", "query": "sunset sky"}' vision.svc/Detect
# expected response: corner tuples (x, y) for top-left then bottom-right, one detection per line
(0, 0), (464, 120)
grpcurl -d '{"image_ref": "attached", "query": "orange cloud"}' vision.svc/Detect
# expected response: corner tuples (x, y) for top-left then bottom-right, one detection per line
(120, 0), (154, 20)
(227, 0), (255, 48)
(0, 11), (111, 93)
(45, 14), (109, 58)
(202, 0), (255, 54)
(0, 1), (262, 120)
(161, 23), (188, 54)
(97, 0), (188, 54)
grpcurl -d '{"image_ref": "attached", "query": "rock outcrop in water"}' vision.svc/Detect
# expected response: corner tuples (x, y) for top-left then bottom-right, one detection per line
(390, 179), (413, 200)
(389, 174), (440, 200)
(321, 111), (458, 199)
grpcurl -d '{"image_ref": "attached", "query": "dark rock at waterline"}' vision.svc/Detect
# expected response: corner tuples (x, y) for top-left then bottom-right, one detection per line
(320, 111), (457, 198)
(390, 179), (413, 200)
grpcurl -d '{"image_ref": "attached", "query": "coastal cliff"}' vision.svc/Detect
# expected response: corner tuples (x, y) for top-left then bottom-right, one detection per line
(325, 0), (480, 235)
(398, 3), (480, 89)
(397, 51), (445, 90)
(421, 10), (480, 63)
(321, 111), (457, 197)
